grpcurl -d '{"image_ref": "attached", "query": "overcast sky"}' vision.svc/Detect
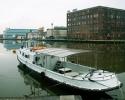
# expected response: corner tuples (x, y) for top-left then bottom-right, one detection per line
(0, 0), (125, 33)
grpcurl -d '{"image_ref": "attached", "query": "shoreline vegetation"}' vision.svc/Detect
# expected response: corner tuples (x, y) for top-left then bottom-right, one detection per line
(0, 38), (125, 43)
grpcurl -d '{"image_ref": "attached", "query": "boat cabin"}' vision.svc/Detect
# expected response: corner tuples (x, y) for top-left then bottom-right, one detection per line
(19, 47), (90, 76)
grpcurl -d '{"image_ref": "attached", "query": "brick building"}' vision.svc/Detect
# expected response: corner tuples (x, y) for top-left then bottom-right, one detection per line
(67, 6), (125, 40)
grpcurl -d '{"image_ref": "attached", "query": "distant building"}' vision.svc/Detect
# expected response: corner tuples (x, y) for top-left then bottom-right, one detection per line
(46, 26), (67, 39)
(27, 32), (39, 40)
(67, 6), (125, 40)
(3, 28), (38, 39)
(37, 27), (46, 39)
(27, 27), (46, 40)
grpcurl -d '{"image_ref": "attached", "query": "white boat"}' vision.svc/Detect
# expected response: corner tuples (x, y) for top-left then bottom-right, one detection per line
(16, 44), (122, 92)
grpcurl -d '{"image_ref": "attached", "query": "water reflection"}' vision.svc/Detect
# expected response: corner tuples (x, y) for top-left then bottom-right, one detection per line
(3, 40), (23, 50)
(18, 64), (114, 100)
(18, 65), (50, 97)
(40, 41), (125, 73)
(0, 40), (3, 43)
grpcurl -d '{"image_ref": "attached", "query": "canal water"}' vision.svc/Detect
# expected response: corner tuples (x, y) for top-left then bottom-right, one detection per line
(0, 40), (125, 100)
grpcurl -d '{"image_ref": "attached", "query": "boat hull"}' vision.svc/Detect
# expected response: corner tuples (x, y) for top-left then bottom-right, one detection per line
(18, 64), (116, 100)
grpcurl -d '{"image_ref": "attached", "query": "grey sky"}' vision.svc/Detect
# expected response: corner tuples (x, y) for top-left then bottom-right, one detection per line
(0, 0), (125, 33)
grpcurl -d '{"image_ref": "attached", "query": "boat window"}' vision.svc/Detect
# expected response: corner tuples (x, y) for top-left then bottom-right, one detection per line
(21, 46), (24, 49)
(30, 49), (32, 52)
(22, 53), (24, 56)
(25, 55), (29, 58)
(51, 56), (55, 58)
(43, 56), (45, 60)
(35, 57), (40, 62)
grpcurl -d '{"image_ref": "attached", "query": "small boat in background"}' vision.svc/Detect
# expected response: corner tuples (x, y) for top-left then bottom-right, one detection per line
(16, 42), (122, 92)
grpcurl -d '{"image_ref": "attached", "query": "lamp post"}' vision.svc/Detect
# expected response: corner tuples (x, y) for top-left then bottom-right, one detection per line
(51, 23), (54, 38)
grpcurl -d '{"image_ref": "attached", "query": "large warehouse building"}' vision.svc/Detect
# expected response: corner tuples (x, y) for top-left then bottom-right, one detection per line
(67, 6), (125, 40)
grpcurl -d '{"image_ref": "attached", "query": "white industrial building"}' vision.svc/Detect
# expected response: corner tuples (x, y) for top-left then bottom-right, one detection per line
(46, 26), (67, 39)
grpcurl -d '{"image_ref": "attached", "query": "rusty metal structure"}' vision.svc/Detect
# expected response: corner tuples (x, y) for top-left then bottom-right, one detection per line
(67, 6), (125, 40)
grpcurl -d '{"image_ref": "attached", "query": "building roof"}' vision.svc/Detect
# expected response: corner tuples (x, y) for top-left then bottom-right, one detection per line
(36, 48), (90, 57)
(4, 28), (38, 35)
(67, 6), (125, 14)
